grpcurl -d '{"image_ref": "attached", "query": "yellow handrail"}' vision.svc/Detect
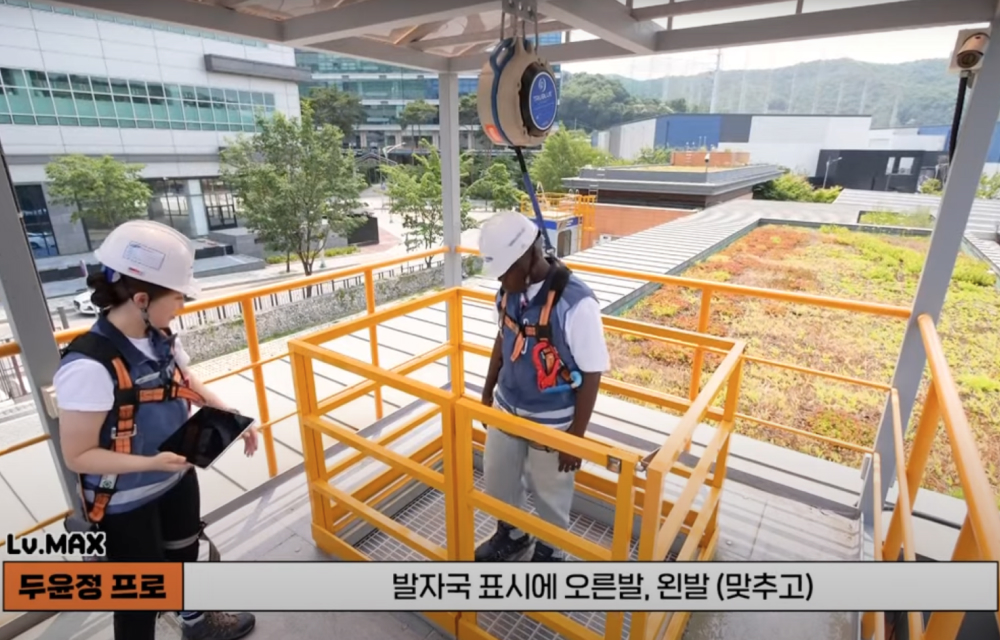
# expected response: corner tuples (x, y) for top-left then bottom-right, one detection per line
(0, 248), (447, 550)
(864, 314), (1000, 640)
(289, 285), (742, 640)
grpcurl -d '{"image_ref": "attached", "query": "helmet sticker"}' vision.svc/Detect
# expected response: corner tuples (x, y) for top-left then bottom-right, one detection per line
(122, 241), (166, 272)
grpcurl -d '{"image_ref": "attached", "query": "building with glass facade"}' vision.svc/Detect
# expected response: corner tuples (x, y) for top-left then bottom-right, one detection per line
(0, 0), (305, 258)
(295, 31), (564, 154)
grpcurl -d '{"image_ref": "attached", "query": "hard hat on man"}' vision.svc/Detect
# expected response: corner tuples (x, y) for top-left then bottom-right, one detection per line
(478, 210), (541, 280)
(94, 219), (201, 297)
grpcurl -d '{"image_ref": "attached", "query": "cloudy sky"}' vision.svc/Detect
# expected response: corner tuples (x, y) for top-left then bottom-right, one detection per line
(560, 17), (985, 80)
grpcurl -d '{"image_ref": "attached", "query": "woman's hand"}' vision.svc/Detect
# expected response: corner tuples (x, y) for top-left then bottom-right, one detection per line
(242, 425), (258, 457)
(147, 451), (192, 473)
(221, 406), (258, 457)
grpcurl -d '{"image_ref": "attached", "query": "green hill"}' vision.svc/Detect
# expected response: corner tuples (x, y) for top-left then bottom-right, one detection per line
(600, 57), (959, 129)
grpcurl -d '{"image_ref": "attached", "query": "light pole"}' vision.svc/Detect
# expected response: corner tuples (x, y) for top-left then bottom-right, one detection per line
(319, 217), (329, 270)
(823, 156), (842, 189)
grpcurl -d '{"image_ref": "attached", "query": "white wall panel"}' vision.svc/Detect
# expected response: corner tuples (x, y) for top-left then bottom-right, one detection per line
(0, 26), (40, 50)
(618, 118), (657, 161)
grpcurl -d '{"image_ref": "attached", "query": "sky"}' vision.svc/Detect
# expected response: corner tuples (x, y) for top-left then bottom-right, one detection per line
(560, 18), (986, 80)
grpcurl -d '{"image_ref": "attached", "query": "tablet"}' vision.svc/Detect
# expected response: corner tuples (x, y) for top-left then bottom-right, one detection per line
(158, 406), (255, 468)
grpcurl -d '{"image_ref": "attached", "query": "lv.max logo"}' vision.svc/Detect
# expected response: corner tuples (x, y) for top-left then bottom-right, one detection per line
(5, 531), (106, 556)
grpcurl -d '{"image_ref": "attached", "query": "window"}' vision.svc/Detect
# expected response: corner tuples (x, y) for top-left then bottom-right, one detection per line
(0, 66), (277, 131)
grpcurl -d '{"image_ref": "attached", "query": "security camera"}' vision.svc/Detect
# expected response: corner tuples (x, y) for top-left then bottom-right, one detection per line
(949, 28), (991, 74)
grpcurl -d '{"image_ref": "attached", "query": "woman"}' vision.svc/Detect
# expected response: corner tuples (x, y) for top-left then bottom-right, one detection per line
(53, 220), (258, 640)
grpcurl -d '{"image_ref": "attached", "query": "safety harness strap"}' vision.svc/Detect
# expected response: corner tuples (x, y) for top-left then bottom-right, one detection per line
(60, 331), (202, 524)
(498, 264), (579, 393)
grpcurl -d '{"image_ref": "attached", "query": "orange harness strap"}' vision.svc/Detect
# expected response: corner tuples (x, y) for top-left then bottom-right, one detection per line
(60, 330), (204, 524)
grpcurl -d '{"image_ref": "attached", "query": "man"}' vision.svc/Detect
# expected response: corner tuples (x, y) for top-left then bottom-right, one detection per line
(475, 210), (609, 562)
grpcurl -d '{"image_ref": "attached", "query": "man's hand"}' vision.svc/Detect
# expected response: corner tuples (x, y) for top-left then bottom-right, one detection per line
(480, 389), (494, 429)
(558, 451), (581, 473)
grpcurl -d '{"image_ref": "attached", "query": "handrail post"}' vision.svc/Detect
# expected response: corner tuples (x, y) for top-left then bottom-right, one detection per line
(688, 288), (713, 401)
(363, 269), (384, 420)
(240, 297), (276, 477)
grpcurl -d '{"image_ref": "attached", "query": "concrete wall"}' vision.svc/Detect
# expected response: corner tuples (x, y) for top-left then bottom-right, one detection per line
(592, 203), (692, 238)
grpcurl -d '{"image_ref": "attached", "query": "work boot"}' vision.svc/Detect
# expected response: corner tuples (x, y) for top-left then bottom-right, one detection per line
(474, 522), (533, 561)
(181, 612), (256, 640)
(531, 541), (563, 562)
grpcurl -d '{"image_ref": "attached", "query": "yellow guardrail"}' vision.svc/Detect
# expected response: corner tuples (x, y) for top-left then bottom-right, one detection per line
(289, 286), (746, 640)
(861, 313), (1000, 640)
(0, 247), (447, 549)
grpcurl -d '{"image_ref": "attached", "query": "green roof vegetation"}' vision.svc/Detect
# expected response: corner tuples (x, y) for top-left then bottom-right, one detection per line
(608, 225), (999, 503)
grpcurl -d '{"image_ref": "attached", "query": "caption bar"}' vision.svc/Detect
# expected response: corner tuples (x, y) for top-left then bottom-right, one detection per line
(4, 561), (997, 612)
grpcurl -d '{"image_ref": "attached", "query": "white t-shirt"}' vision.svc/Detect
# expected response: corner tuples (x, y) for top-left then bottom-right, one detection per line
(491, 281), (610, 373)
(53, 334), (192, 413)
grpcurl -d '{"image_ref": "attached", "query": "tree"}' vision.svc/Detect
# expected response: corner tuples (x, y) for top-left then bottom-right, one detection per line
(977, 173), (1000, 199)
(634, 147), (671, 165)
(303, 86), (365, 141)
(529, 127), (603, 192)
(557, 73), (673, 132)
(754, 172), (842, 204)
(399, 100), (438, 148)
(919, 177), (943, 195)
(384, 142), (477, 266)
(459, 93), (480, 126)
(468, 162), (520, 211)
(219, 103), (365, 283)
(45, 154), (151, 230)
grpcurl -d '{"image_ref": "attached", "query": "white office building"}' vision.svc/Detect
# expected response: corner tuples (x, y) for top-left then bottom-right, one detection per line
(0, 0), (306, 260)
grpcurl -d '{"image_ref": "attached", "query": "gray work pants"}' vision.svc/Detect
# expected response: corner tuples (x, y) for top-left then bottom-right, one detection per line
(482, 404), (577, 556)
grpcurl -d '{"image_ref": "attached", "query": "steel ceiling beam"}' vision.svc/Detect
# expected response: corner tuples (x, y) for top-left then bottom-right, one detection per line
(308, 37), (451, 72)
(46, 0), (283, 41)
(412, 20), (571, 50)
(654, 0), (995, 53)
(281, 0), (496, 47)
(631, 0), (787, 22)
(539, 0), (660, 54)
(448, 38), (632, 72)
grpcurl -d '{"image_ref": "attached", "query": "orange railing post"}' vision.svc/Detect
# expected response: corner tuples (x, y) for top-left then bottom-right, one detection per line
(364, 268), (384, 420)
(689, 288), (713, 401)
(240, 297), (277, 477)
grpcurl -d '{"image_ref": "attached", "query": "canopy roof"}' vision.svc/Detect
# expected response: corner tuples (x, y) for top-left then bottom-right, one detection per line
(50, 0), (995, 72)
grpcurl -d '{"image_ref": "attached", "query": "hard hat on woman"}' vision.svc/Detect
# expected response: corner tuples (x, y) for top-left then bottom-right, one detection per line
(94, 219), (201, 297)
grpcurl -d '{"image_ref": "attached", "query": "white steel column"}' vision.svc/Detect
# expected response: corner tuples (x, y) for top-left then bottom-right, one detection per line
(0, 141), (81, 519)
(439, 71), (463, 388)
(440, 71), (462, 287)
(861, 14), (1000, 525)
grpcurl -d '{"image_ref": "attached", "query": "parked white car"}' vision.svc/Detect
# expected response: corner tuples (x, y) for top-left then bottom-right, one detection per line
(73, 290), (97, 316)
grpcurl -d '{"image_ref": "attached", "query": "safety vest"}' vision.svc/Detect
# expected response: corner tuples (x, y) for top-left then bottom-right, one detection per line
(494, 260), (596, 429)
(58, 316), (203, 521)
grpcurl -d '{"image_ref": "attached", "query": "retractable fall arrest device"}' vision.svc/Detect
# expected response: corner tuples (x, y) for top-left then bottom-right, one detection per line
(477, 0), (559, 258)
(478, 0), (580, 394)
(60, 329), (221, 561)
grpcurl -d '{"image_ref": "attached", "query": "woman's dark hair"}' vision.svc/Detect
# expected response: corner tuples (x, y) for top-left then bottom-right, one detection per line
(86, 271), (173, 311)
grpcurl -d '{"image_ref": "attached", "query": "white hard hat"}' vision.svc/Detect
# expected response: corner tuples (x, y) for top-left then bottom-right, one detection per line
(479, 210), (541, 279)
(94, 220), (200, 297)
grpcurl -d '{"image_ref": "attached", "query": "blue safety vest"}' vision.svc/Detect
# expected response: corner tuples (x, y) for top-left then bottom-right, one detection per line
(494, 261), (597, 430)
(58, 315), (198, 519)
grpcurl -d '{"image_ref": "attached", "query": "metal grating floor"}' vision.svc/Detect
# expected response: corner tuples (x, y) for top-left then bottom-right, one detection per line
(356, 469), (681, 640)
